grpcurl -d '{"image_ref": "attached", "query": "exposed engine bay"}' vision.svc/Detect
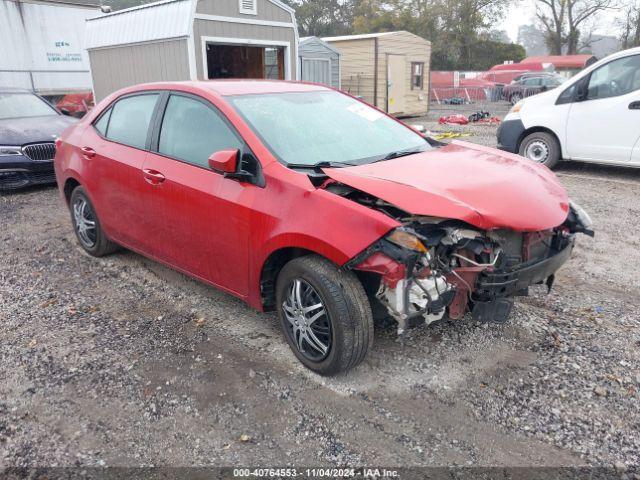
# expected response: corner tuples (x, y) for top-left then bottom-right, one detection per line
(327, 182), (594, 335)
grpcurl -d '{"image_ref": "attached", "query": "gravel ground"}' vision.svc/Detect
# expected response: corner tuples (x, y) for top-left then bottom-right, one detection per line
(1, 124), (640, 471)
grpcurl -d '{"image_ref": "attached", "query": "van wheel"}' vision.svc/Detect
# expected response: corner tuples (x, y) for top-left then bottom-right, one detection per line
(510, 93), (522, 105)
(70, 186), (118, 257)
(519, 131), (561, 169)
(275, 255), (373, 375)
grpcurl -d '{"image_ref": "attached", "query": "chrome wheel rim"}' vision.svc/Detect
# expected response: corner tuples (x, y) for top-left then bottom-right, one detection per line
(525, 140), (549, 163)
(282, 278), (331, 361)
(73, 196), (97, 248)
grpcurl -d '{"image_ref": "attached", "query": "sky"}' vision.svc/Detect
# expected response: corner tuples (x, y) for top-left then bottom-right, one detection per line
(499, 0), (621, 43)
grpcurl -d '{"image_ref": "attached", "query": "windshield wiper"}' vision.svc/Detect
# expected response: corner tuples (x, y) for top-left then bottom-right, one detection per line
(286, 160), (356, 170)
(381, 147), (425, 161)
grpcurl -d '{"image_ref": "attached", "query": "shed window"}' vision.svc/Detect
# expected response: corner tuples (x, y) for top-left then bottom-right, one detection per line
(239, 0), (257, 15)
(411, 63), (424, 90)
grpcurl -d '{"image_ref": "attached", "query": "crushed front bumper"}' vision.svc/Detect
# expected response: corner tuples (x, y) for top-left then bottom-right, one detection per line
(471, 235), (575, 322)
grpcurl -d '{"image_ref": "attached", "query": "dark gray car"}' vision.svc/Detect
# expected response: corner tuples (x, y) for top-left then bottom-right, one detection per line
(0, 88), (76, 190)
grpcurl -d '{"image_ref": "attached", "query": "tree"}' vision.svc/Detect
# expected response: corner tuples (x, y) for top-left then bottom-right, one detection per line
(535, 0), (616, 55)
(618, 1), (640, 48)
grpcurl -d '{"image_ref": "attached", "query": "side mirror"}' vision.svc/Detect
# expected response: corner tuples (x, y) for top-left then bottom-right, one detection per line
(409, 124), (427, 134)
(208, 149), (239, 174)
(60, 108), (71, 116)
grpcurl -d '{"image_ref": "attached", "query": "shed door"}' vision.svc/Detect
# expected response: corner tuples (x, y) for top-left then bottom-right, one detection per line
(387, 54), (406, 115)
(301, 58), (331, 86)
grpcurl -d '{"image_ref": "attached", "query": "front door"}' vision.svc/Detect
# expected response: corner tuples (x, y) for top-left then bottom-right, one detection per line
(141, 92), (253, 296)
(387, 54), (406, 115)
(566, 54), (640, 163)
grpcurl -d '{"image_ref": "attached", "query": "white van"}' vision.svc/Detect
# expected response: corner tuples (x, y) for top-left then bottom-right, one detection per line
(497, 47), (640, 169)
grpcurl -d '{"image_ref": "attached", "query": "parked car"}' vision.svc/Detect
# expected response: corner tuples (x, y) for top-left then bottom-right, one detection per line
(56, 92), (95, 118)
(54, 81), (592, 375)
(0, 88), (76, 190)
(502, 73), (565, 105)
(498, 47), (640, 168)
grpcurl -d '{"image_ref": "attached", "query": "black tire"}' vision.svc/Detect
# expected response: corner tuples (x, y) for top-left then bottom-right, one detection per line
(510, 93), (522, 105)
(69, 186), (118, 257)
(275, 255), (373, 375)
(518, 131), (561, 169)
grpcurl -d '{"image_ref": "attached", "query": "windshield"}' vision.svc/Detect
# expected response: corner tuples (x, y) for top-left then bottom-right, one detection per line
(228, 90), (430, 166)
(0, 93), (58, 120)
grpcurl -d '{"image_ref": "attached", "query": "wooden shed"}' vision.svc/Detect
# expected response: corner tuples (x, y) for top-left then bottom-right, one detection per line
(298, 36), (340, 88)
(85, 0), (299, 101)
(323, 31), (431, 116)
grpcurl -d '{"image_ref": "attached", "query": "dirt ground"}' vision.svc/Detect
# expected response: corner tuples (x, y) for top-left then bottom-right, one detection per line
(1, 129), (640, 471)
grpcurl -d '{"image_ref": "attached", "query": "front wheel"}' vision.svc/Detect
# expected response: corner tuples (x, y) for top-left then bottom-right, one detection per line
(518, 131), (561, 169)
(510, 93), (522, 105)
(276, 255), (373, 375)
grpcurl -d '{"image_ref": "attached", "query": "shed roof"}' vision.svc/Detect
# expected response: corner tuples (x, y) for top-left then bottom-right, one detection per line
(300, 36), (341, 55)
(85, 0), (193, 49)
(85, 0), (296, 50)
(322, 31), (399, 42)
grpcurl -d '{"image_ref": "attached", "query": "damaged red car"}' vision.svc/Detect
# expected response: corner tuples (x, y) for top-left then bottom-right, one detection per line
(54, 81), (593, 375)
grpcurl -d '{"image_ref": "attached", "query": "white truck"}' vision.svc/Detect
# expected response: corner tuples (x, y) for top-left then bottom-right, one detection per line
(0, 0), (104, 96)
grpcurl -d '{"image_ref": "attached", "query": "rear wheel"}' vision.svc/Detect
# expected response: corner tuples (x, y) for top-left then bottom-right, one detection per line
(276, 255), (373, 375)
(70, 186), (118, 257)
(510, 93), (523, 105)
(518, 131), (561, 169)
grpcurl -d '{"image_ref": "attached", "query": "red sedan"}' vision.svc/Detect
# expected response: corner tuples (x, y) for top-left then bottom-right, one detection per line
(54, 81), (592, 375)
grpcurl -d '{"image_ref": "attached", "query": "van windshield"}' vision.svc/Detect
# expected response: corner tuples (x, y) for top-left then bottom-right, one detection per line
(227, 90), (430, 167)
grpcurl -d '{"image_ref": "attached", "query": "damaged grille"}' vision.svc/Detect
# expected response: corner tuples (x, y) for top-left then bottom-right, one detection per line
(22, 143), (56, 161)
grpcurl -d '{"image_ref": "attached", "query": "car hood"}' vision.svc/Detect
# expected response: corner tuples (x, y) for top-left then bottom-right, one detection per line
(322, 141), (570, 232)
(0, 115), (76, 145)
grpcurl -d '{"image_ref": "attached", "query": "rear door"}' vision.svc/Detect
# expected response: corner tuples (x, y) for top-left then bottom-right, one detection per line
(387, 54), (406, 115)
(87, 92), (160, 248)
(565, 54), (640, 163)
(141, 92), (255, 296)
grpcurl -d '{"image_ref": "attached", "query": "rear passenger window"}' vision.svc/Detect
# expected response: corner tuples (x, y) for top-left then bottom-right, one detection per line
(105, 94), (158, 149)
(158, 94), (241, 168)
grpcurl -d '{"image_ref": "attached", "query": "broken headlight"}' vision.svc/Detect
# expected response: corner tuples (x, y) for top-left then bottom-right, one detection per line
(386, 229), (428, 253)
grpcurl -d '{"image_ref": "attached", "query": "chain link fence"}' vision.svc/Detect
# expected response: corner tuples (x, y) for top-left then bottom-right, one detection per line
(428, 85), (550, 117)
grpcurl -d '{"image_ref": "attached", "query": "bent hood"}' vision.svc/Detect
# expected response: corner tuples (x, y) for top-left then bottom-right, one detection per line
(322, 141), (569, 232)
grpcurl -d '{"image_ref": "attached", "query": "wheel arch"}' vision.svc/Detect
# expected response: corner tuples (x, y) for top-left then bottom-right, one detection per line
(517, 126), (563, 158)
(256, 232), (370, 311)
(63, 177), (82, 205)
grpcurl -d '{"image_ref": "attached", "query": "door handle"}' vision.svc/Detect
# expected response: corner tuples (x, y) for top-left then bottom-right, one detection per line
(143, 168), (165, 185)
(81, 147), (96, 159)
(629, 101), (640, 110)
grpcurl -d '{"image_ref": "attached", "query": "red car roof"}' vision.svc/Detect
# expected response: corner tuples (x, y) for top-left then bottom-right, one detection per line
(125, 80), (330, 96)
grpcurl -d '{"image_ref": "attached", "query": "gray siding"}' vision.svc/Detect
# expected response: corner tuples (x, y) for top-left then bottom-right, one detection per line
(196, 0), (292, 23)
(193, 19), (297, 80)
(89, 38), (190, 101)
(299, 38), (339, 88)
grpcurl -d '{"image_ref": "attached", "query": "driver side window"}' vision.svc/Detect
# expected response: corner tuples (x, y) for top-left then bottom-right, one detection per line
(158, 94), (242, 168)
(587, 55), (640, 100)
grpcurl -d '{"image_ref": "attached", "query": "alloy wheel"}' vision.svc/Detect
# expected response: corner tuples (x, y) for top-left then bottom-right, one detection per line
(282, 278), (332, 362)
(524, 140), (550, 163)
(73, 196), (97, 248)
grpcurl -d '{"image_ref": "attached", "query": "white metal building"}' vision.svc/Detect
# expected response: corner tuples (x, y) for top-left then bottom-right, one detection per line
(85, 0), (300, 101)
(0, 0), (103, 94)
